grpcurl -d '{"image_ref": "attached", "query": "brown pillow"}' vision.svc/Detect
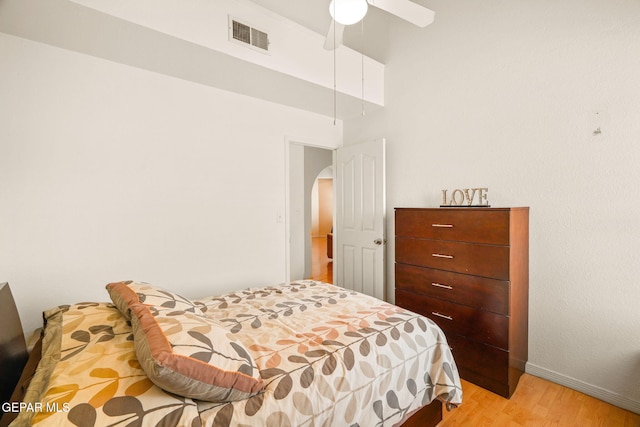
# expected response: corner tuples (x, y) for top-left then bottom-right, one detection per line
(106, 281), (203, 320)
(106, 281), (264, 402)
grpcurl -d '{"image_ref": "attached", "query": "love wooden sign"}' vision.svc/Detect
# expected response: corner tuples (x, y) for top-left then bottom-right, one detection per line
(441, 188), (490, 207)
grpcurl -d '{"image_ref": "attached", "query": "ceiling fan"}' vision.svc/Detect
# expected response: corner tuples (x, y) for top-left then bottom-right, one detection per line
(323, 0), (435, 49)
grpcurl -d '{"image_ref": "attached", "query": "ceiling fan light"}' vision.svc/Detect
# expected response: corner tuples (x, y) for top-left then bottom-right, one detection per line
(329, 0), (368, 26)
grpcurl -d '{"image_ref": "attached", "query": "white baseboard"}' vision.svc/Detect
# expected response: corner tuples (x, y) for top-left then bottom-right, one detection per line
(526, 363), (640, 415)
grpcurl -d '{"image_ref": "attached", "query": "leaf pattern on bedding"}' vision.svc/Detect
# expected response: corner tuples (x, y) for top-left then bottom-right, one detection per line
(244, 393), (264, 417)
(211, 403), (234, 427)
(67, 403), (96, 427)
(64, 395), (203, 427)
(61, 320), (127, 362)
(25, 282), (461, 427)
(195, 281), (462, 427)
(134, 286), (201, 315)
(30, 303), (201, 427)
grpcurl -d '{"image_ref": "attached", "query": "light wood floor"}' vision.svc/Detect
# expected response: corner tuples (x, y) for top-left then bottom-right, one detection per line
(310, 236), (332, 283)
(309, 239), (639, 426)
(441, 374), (639, 426)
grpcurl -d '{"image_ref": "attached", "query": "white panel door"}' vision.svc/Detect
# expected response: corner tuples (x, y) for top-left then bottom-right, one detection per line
(335, 139), (386, 299)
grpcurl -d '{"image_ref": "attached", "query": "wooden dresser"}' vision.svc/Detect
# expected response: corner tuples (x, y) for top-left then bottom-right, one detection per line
(394, 207), (529, 398)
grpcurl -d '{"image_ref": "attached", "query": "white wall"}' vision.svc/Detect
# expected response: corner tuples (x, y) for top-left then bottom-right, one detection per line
(346, 0), (640, 413)
(0, 33), (341, 334)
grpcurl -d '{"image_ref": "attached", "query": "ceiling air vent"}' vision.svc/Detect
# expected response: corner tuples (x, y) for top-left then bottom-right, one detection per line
(229, 16), (270, 53)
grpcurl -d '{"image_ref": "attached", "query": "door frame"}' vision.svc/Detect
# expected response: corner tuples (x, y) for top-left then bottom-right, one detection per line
(284, 136), (337, 284)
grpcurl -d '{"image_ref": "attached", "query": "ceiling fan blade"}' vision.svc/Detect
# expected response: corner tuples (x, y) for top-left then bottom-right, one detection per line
(367, 0), (435, 27)
(323, 20), (345, 50)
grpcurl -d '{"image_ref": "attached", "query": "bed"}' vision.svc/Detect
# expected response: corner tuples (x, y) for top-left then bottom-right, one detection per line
(1, 280), (461, 427)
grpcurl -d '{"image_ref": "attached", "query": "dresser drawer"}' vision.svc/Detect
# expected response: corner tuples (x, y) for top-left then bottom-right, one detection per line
(395, 264), (509, 315)
(396, 237), (510, 280)
(446, 334), (509, 391)
(396, 290), (508, 349)
(395, 208), (510, 245)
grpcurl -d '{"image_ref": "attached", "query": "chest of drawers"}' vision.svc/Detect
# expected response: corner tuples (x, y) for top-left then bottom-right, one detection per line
(394, 207), (529, 398)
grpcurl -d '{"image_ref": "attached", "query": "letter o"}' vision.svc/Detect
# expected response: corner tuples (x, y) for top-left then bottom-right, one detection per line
(452, 189), (464, 205)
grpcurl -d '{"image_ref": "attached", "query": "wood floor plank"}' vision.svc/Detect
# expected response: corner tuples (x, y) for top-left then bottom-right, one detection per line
(441, 374), (640, 427)
(310, 236), (332, 283)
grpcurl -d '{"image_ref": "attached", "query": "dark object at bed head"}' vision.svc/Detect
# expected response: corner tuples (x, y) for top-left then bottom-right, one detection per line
(0, 283), (28, 406)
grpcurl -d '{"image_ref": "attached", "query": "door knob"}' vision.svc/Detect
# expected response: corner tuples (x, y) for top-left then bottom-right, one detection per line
(374, 238), (385, 245)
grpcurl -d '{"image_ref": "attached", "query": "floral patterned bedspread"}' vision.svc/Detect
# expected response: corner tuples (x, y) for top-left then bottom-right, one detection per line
(10, 281), (461, 427)
(194, 281), (462, 427)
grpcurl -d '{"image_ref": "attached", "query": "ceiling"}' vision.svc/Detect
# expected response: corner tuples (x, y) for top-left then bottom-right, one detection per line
(249, 0), (393, 63)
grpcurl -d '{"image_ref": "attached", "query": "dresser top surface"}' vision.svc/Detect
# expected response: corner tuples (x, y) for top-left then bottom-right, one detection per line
(395, 207), (529, 212)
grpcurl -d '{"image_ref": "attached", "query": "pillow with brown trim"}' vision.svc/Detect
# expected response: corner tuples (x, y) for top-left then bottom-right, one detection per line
(106, 281), (264, 402)
(106, 281), (203, 320)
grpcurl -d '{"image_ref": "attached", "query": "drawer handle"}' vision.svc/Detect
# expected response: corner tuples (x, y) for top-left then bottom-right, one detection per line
(432, 253), (454, 259)
(431, 282), (453, 290)
(432, 224), (454, 228)
(432, 312), (453, 321)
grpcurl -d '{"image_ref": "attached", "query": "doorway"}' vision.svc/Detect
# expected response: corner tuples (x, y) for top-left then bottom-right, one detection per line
(286, 139), (386, 297)
(310, 168), (333, 283)
(287, 142), (334, 283)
